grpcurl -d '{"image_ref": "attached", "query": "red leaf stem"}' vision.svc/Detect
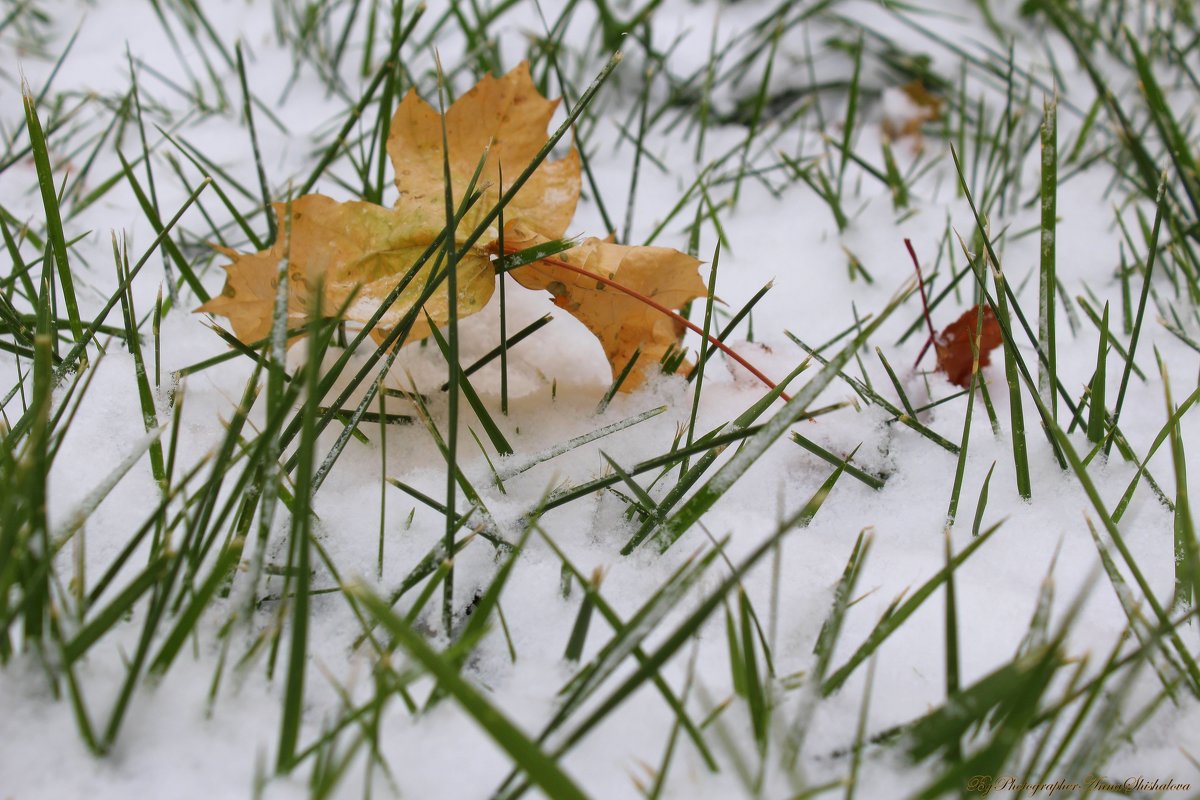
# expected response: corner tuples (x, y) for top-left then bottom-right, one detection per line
(906, 238), (938, 368)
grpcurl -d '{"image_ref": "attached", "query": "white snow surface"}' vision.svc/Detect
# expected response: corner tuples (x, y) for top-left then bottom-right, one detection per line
(1, 0), (1198, 798)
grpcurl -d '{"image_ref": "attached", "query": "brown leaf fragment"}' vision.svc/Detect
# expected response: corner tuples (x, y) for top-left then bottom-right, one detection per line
(934, 304), (1003, 388)
(881, 80), (943, 142)
(505, 223), (708, 391)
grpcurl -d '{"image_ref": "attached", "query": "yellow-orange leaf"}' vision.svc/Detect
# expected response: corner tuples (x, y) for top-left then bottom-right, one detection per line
(199, 62), (713, 396)
(505, 223), (707, 391)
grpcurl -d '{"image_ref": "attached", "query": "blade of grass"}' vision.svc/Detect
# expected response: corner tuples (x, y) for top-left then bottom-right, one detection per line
(22, 80), (82, 340)
(1105, 174), (1166, 455)
(652, 283), (911, 552)
(352, 586), (589, 800)
(1037, 94), (1058, 417)
(823, 520), (1003, 696)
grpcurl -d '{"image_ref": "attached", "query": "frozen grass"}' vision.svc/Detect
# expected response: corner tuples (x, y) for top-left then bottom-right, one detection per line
(1, 0), (1199, 797)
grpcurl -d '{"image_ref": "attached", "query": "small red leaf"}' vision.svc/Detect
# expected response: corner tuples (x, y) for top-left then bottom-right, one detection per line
(934, 305), (1002, 387)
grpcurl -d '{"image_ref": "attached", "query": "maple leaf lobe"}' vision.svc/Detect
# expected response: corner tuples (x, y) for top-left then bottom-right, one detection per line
(387, 61), (580, 241)
(506, 223), (707, 391)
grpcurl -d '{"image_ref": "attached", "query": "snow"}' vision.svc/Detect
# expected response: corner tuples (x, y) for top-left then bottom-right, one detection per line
(2, 0), (1199, 797)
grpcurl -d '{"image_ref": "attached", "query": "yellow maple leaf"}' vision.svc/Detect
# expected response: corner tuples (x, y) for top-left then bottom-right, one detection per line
(199, 61), (707, 394)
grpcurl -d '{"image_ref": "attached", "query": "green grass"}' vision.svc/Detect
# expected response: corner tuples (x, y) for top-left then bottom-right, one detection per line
(2, 0), (1199, 797)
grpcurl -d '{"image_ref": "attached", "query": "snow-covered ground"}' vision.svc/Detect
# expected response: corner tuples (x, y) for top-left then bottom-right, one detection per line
(1, 1), (1198, 797)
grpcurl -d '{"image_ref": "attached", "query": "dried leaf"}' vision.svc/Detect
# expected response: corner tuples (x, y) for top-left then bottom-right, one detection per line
(934, 304), (1003, 387)
(505, 223), (707, 391)
(199, 62), (707, 395)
